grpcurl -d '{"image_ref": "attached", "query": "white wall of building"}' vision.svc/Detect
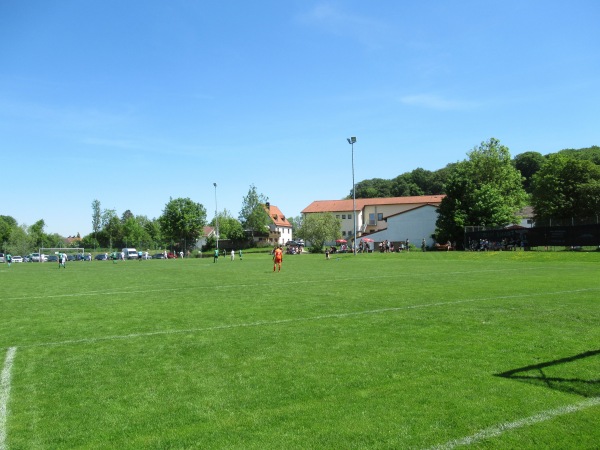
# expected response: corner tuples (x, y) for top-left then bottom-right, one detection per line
(364, 205), (439, 248)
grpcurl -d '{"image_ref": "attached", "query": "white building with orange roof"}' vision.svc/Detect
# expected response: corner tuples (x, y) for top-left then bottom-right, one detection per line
(301, 195), (445, 246)
(265, 202), (293, 246)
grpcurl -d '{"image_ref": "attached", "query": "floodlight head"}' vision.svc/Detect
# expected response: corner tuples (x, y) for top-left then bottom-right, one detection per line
(347, 137), (356, 144)
(213, 182), (217, 187)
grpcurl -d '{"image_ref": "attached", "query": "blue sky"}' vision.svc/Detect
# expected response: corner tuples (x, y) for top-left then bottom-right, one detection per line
(1, 1), (599, 237)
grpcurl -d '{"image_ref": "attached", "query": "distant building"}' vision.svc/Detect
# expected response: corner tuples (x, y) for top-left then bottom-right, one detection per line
(195, 226), (216, 249)
(264, 202), (292, 246)
(65, 234), (82, 245)
(361, 204), (440, 248)
(516, 206), (535, 228)
(302, 195), (445, 245)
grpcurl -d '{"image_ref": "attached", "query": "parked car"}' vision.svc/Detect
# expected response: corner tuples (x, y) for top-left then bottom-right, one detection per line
(23, 255), (31, 262)
(12, 255), (23, 263)
(30, 253), (41, 262)
(152, 253), (166, 259)
(0, 253), (4, 263)
(167, 252), (178, 259)
(95, 254), (108, 261)
(47, 255), (58, 262)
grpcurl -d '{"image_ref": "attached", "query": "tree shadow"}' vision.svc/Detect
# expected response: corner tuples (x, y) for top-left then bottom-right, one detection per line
(495, 349), (600, 398)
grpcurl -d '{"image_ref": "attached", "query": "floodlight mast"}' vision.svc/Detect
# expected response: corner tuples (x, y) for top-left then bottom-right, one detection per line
(213, 182), (219, 251)
(347, 137), (357, 254)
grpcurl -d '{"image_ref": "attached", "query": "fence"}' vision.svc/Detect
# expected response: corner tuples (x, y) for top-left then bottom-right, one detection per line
(465, 222), (600, 249)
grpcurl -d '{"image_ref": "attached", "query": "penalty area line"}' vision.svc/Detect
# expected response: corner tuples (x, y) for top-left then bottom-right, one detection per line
(0, 347), (17, 450)
(428, 396), (600, 450)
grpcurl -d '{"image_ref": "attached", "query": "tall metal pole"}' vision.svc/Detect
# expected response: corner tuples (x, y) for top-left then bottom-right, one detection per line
(213, 182), (219, 251)
(347, 137), (357, 255)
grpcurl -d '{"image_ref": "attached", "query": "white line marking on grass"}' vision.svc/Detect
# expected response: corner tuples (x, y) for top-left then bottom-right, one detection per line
(10, 287), (598, 350)
(0, 347), (17, 450)
(428, 396), (600, 450)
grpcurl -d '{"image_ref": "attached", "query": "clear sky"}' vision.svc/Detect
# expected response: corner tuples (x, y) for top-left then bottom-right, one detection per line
(2, 1), (599, 237)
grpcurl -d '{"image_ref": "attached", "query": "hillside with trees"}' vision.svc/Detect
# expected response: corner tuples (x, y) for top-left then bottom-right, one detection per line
(348, 145), (600, 199)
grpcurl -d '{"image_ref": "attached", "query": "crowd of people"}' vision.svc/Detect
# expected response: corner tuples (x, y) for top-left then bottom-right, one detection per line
(467, 238), (526, 251)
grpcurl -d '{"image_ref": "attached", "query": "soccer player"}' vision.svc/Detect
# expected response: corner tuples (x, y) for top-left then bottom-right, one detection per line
(213, 248), (219, 263)
(273, 246), (283, 272)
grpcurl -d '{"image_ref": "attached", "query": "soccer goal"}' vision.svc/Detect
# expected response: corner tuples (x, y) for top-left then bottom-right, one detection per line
(39, 247), (86, 262)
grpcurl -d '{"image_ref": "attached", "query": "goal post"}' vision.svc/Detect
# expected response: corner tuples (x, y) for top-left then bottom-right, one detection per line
(39, 247), (86, 262)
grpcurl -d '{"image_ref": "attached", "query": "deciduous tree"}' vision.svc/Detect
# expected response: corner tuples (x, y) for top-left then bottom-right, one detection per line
(531, 153), (600, 222)
(239, 185), (270, 237)
(297, 213), (341, 252)
(513, 151), (546, 192)
(159, 197), (207, 248)
(435, 138), (527, 245)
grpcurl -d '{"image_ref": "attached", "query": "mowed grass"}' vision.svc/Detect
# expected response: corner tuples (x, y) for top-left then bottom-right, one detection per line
(1, 251), (599, 449)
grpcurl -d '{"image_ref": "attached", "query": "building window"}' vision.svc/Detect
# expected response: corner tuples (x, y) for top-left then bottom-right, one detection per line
(342, 231), (346, 236)
(348, 213), (352, 219)
(378, 213), (383, 221)
(336, 215), (340, 219)
(342, 214), (346, 219)
(369, 213), (376, 225)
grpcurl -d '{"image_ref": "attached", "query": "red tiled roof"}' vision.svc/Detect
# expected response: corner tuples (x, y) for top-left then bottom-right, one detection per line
(266, 204), (291, 227)
(301, 195), (445, 213)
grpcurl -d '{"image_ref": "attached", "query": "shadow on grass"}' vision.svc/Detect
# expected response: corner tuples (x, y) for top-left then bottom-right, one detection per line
(495, 349), (600, 398)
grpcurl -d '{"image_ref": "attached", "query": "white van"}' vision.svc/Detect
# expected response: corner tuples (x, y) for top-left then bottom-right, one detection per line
(122, 248), (138, 259)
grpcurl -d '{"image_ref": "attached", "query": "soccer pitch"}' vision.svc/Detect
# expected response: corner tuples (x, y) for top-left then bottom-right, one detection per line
(1, 252), (599, 449)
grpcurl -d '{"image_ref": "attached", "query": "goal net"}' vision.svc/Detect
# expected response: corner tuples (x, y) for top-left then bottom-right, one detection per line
(39, 247), (87, 262)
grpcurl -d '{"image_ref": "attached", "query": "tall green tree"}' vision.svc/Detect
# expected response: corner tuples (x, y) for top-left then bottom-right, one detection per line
(531, 153), (600, 222)
(239, 185), (270, 237)
(297, 213), (341, 253)
(7, 225), (32, 255)
(288, 215), (303, 234)
(0, 215), (18, 250)
(211, 209), (245, 241)
(122, 216), (150, 248)
(159, 197), (207, 248)
(144, 218), (163, 248)
(353, 178), (394, 198)
(513, 151), (546, 192)
(91, 199), (101, 239)
(28, 219), (52, 248)
(121, 209), (134, 223)
(435, 138), (527, 245)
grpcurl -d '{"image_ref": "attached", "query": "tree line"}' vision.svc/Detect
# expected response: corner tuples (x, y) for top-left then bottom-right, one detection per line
(1, 185), (273, 255)
(3, 141), (598, 254)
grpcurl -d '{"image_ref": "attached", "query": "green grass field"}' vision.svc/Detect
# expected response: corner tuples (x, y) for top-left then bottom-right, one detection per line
(1, 251), (599, 449)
